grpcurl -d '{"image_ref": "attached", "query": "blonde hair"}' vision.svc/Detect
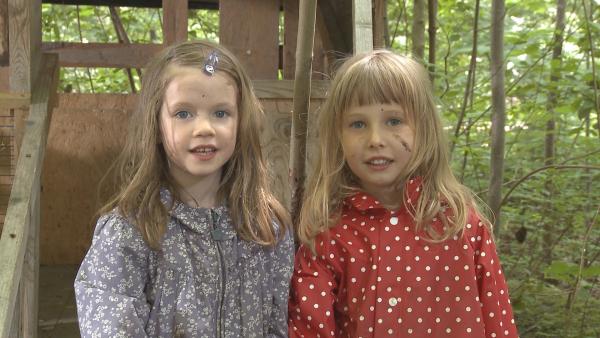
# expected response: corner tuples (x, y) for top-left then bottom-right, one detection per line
(298, 50), (489, 252)
(100, 40), (289, 249)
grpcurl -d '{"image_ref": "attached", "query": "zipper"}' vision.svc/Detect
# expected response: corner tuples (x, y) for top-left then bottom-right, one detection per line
(210, 209), (227, 338)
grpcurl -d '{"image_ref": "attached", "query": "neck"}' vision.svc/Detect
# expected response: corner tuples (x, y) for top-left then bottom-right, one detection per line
(174, 175), (222, 209)
(362, 183), (405, 210)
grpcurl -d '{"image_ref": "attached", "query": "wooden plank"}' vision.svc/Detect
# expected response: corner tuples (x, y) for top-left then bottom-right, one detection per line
(373, 0), (387, 48)
(41, 94), (134, 264)
(353, 0), (373, 53)
(0, 53), (57, 338)
(0, 66), (8, 91)
(283, 0), (299, 79)
(8, 0), (31, 92)
(254, 80), (328, 99)
(0, 92), (29, 110)
(21, 172), (39, 338)
(0, 0), (7, 66)
(42, 42), (163, 68)
(219, 0), (279, 79)
(42, 0), (219, 9)
(162, 0), (187, 46)
(318, 0), (353, 55)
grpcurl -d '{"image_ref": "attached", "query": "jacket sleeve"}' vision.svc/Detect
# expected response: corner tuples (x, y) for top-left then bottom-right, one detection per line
(471, 216), (519, 338)
(267, 226), (295, 338)
(74, 213), (151, 338)
(288, 238), (339, 338)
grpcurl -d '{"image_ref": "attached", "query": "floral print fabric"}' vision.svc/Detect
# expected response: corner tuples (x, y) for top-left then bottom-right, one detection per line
(75, 191), (294, 338)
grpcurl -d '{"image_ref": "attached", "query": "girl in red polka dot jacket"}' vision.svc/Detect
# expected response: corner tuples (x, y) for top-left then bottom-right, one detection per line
(288, 50), (519, 338)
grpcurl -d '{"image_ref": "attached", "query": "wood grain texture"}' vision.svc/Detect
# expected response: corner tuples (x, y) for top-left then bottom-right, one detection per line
(40, 94), (136, 264)
(8, 0), (31, 92)
(353, 0), (374, 53)
(0, 92), (29, 110)
(40, 94), (324, 264)
(162, 0), (187, 46)
(219, 0), (279, 79)
(0, 0), (7, 66)
(42, 42), (163, 68)
(0, 53), (57, 338)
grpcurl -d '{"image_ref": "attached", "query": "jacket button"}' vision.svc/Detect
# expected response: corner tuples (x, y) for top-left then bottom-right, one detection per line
(388, 297), (398, 306)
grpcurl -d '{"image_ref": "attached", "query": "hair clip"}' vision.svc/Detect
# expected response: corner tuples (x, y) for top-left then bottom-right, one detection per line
(203, 51), (219, 76)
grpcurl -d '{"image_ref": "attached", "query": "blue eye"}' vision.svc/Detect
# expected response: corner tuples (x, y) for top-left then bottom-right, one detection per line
(214, 110), (228, 118)
(350, 121), (365, 129)
(175, 110), (192, 119)
(387, 118), (402, 126)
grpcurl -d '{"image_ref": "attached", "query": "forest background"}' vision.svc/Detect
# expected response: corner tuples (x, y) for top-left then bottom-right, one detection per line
(41, 0), (600, 337)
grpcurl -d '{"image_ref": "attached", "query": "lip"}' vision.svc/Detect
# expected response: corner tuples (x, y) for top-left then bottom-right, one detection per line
(364, 156), (394, 171)
(189, 145), (217, 161)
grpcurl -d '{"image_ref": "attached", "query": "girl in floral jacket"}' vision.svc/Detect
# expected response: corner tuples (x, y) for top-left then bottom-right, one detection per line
(75, 40), (293, 338)
(289, 50), (518, 338)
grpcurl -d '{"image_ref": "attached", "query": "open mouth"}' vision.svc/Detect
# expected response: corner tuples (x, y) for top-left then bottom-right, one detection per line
(190, 146), (216, 154)
(366, 159), (392, 166)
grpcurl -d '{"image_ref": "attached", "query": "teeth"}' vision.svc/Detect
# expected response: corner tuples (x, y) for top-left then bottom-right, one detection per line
(368, 159), (390, 165)
(192, 147), (215, 154)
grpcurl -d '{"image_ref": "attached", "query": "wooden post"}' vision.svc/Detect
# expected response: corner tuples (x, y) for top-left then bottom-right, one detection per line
(289, 0), (317, 231)
(353, 0), (373, 53)
(219, 0), (279, 79)
(0, 0), (8, 66)
(372, 0), (387, 48)
(0, 53), (57, 338)
(162, 0), (187, 46)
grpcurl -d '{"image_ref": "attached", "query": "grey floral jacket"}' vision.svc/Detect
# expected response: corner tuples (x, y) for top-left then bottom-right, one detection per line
(74, 195), (294, 338)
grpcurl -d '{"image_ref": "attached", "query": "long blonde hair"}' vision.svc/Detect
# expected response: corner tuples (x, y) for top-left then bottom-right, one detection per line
(298, 50), (489, 251)
(100, 40), (289, 249)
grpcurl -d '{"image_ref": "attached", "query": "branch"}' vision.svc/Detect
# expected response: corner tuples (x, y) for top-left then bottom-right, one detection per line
(500, 164), (600, 207)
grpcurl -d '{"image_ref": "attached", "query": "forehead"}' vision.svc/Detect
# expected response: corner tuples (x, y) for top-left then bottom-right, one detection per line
(163, 66), (238, 103)
(344, 103), (406, 117)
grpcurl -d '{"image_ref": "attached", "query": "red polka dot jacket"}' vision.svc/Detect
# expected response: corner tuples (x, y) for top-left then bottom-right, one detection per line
(288, 178), (519, 338)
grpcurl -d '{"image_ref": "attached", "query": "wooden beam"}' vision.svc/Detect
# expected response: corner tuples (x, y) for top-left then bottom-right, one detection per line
(0, 53), (58, 338)
(283, 0), (299, 79)
(253, 80), (328, 100)
(0, 0), (7, 66)
(162, 0), (187, 46)
(41, 0), (219, 9)
(317, 0), (353, 56)
(42, 42), (163, 68)
(0, 92), (29, 110)
(353, 0), (373, 53)
(373, 0), (388, 48)
(220, 0), (280, 79)
(9, 0), (41, 93)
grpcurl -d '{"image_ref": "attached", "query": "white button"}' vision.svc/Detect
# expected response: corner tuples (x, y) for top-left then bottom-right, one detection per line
(390, 217), (399, 225)
(388, 298), (398, 306)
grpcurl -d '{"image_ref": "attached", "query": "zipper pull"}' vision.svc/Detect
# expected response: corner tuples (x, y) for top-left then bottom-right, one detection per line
(210, 209), (227, 241)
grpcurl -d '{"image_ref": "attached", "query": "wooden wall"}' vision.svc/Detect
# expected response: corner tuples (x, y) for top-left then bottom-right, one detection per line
(41, 94), (323, 264)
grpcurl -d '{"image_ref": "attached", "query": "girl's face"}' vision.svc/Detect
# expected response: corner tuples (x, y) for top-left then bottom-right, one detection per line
(341, 103), (414, 207)
(160, 66), (238, 188)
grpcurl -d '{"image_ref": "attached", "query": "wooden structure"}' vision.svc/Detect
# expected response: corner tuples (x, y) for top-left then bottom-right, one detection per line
(0, 0), (385, 336)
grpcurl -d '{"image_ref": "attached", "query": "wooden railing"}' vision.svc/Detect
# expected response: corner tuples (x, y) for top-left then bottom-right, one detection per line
(0, 54), (58, 338)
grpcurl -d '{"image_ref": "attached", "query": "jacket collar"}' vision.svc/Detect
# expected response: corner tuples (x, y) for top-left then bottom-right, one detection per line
(160, 188), (234, 238)
(343, 176), (423, 212)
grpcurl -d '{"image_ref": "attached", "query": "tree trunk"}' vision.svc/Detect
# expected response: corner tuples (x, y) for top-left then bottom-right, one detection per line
(373, 0), (388, 48)
(543, 0), (566, 262)
(289, 0), (317, 236)
(427, 0), (437, 83)
(411, 0), (425, 59)
(488, 0), (505, 235)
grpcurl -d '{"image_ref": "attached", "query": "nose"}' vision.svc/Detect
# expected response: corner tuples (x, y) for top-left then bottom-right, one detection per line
(193, 116), (216, 137)
(368, 126), (384, 148)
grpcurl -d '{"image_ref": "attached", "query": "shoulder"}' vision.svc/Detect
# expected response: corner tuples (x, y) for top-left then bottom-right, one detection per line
(91, 210), (151, 254)
(462, 209), (494, 249)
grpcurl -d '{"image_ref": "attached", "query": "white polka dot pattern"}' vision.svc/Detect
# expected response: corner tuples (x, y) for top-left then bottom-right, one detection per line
(288, 179), (518, 338)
